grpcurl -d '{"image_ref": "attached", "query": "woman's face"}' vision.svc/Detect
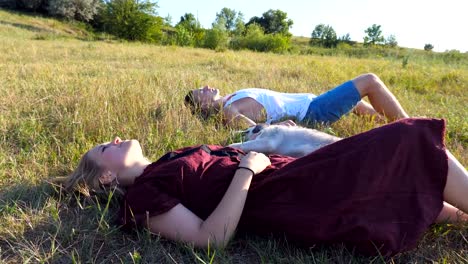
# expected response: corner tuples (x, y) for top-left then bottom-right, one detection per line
(192, 86), (221, 109)
(88, 137), (145, 184)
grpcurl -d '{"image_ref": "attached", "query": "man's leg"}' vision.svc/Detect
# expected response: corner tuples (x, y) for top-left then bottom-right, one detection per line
(353, 101), (381, 119)
(302, 81), (362, 125)
(352, 73), (409, 121)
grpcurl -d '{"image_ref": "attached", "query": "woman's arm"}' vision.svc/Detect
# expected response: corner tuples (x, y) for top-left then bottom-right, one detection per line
(148, 152), (271, 248)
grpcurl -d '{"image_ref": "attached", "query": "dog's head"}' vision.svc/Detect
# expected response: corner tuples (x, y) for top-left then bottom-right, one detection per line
(242, 124), (268, 141)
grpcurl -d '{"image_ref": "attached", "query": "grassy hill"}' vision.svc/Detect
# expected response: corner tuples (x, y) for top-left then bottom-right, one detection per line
(1, 9), (467, 263)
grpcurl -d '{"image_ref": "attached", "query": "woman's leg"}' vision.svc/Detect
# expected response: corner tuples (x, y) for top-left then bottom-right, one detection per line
(352, 73), (409, 121)
(441, 150), (468, 219)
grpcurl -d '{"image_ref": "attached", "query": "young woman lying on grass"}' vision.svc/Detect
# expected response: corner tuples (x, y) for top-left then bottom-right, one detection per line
(61, 118), (468, 256)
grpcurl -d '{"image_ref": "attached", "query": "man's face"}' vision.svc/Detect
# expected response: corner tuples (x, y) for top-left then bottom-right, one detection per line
(192, 86), (221, 109)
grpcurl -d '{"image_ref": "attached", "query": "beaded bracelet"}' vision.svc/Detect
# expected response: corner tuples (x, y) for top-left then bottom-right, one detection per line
(236, 166), (255, 175)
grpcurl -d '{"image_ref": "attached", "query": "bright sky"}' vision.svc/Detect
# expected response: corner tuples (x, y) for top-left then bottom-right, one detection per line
(157, 0), (467, 52)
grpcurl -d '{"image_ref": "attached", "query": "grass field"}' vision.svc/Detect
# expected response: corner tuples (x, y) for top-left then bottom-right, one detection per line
(1, 9), (467, 263)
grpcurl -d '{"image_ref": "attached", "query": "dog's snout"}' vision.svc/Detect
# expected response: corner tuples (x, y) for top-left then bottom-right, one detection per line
(252, 126), (262, 133)
(252, 124), (267, 134)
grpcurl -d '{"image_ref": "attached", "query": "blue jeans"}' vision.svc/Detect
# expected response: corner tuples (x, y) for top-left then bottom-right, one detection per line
(302, 81), (361, 124)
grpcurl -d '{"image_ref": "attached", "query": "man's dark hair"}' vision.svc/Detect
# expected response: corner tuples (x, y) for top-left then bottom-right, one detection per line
(184, 90), (220, 120)
(184, 90), (197, 115)
(184, 91), (195, 108)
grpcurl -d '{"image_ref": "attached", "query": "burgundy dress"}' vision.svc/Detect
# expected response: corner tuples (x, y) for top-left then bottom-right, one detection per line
(119, 118), (448, 256)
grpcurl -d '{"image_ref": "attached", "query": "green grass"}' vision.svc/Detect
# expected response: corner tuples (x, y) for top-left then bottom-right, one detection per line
(1, 9), (467, 263)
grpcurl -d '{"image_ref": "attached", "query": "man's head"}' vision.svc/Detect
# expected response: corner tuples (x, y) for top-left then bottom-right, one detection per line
(185, 86), (222, 117)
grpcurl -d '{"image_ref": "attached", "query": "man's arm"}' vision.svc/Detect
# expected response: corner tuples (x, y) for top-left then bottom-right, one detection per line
(223, 107), (257, 128)
(273, 120), (297, 126)
(225, 108), (296, 128)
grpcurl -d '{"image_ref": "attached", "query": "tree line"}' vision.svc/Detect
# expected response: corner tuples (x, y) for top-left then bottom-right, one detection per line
(2, 0), (441, 53)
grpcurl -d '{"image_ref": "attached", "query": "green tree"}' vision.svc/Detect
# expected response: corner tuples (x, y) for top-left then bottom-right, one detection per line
(101, 0), (162, 42)
(47, 0), (102, 21)
(339, 33), (351, 42)
(230, 23), (290, 53)
(163, 14), (172, 26)
(175, 13), (205, 47)
(338, 33), (354, 45)
(205, 17), (229, 50)
(16, 0), (44, 11)
(174, 25), (193, 46)
(233, 15), (245, 36)
(310, 24), (337, 48)
(176, 13), (201, 32)
(385, 34), (398, 48)
(364, 24), (384, 46)
(246, 9), (293, 35)
(424, 43), (434, 51)
(311, 24), (325, 39)
(214, 7), (243, 33)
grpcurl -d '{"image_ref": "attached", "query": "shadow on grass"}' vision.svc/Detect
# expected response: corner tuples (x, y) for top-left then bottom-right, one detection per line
(0, 183), (235, 262)
(0, 183), (355, 263)
(1, 183), (466, 263)
(0, 12), (94, 40)
(0, 20), (54, 33)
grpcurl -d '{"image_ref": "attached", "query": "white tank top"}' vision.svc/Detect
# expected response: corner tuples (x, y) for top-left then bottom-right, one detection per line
(223, 88), (316, 123)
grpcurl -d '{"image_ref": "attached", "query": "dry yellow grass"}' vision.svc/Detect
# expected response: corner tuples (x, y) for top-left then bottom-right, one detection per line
(0, 9), (467, 263)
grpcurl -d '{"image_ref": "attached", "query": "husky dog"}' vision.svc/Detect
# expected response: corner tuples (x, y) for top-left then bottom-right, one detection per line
(229, 124), (341, 157)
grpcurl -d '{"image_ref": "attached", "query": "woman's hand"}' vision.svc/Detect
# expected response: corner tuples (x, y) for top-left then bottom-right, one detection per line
(238, 151), (271, 175)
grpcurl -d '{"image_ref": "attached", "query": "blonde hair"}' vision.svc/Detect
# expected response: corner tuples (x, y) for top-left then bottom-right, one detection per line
(50, 149), (125, 198)
(62, 151), (104, 196)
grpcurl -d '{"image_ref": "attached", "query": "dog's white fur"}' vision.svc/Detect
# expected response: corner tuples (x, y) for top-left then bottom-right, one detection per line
(229, 124), (341, 157)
